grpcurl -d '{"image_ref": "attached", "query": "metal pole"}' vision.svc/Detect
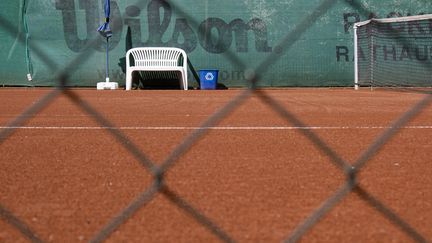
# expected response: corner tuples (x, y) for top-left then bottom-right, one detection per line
(106, 37), (109, 83)
(353, 24), (359, 90)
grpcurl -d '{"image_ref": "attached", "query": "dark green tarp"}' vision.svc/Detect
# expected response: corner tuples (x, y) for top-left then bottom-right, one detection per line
(1, 0), (431, 87)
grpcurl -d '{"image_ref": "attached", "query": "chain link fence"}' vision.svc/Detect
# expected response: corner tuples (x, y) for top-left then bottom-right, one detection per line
(1, 0), (431, 242)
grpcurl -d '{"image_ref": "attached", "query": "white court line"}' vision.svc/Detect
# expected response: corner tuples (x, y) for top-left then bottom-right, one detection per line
(1, 126), (432, 130)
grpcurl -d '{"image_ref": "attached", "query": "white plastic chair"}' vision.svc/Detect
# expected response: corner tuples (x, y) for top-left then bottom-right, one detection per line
(125, 47), (188, 90)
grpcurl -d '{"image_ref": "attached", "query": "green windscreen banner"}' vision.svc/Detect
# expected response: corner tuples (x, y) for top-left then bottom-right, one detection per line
(1, 0), (431, 87)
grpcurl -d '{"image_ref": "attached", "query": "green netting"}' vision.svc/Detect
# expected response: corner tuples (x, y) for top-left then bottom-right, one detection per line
(356, 16), (432, 87)
(1, 0), (432, 87)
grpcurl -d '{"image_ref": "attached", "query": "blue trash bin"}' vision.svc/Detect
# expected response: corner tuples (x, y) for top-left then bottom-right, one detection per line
(199, 69), (219, 90)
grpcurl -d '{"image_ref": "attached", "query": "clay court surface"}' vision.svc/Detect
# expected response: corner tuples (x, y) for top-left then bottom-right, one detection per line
(0, 88), (431, 242)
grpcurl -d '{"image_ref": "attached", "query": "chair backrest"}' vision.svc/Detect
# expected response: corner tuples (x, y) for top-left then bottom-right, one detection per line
(126, 47), (187, 68)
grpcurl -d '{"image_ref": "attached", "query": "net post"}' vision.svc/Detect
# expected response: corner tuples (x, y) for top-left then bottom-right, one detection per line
(353, 24), (359, 90)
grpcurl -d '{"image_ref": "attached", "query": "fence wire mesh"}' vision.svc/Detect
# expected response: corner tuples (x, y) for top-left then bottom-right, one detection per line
(0, 0), (431, 242)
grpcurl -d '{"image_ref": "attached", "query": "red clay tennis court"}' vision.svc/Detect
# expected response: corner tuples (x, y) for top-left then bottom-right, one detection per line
(1, 88), (432, 242)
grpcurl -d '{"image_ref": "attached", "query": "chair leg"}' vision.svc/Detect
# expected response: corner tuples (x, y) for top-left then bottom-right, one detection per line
(181, 71), (187, 90)
(126, 70), (132, 90)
